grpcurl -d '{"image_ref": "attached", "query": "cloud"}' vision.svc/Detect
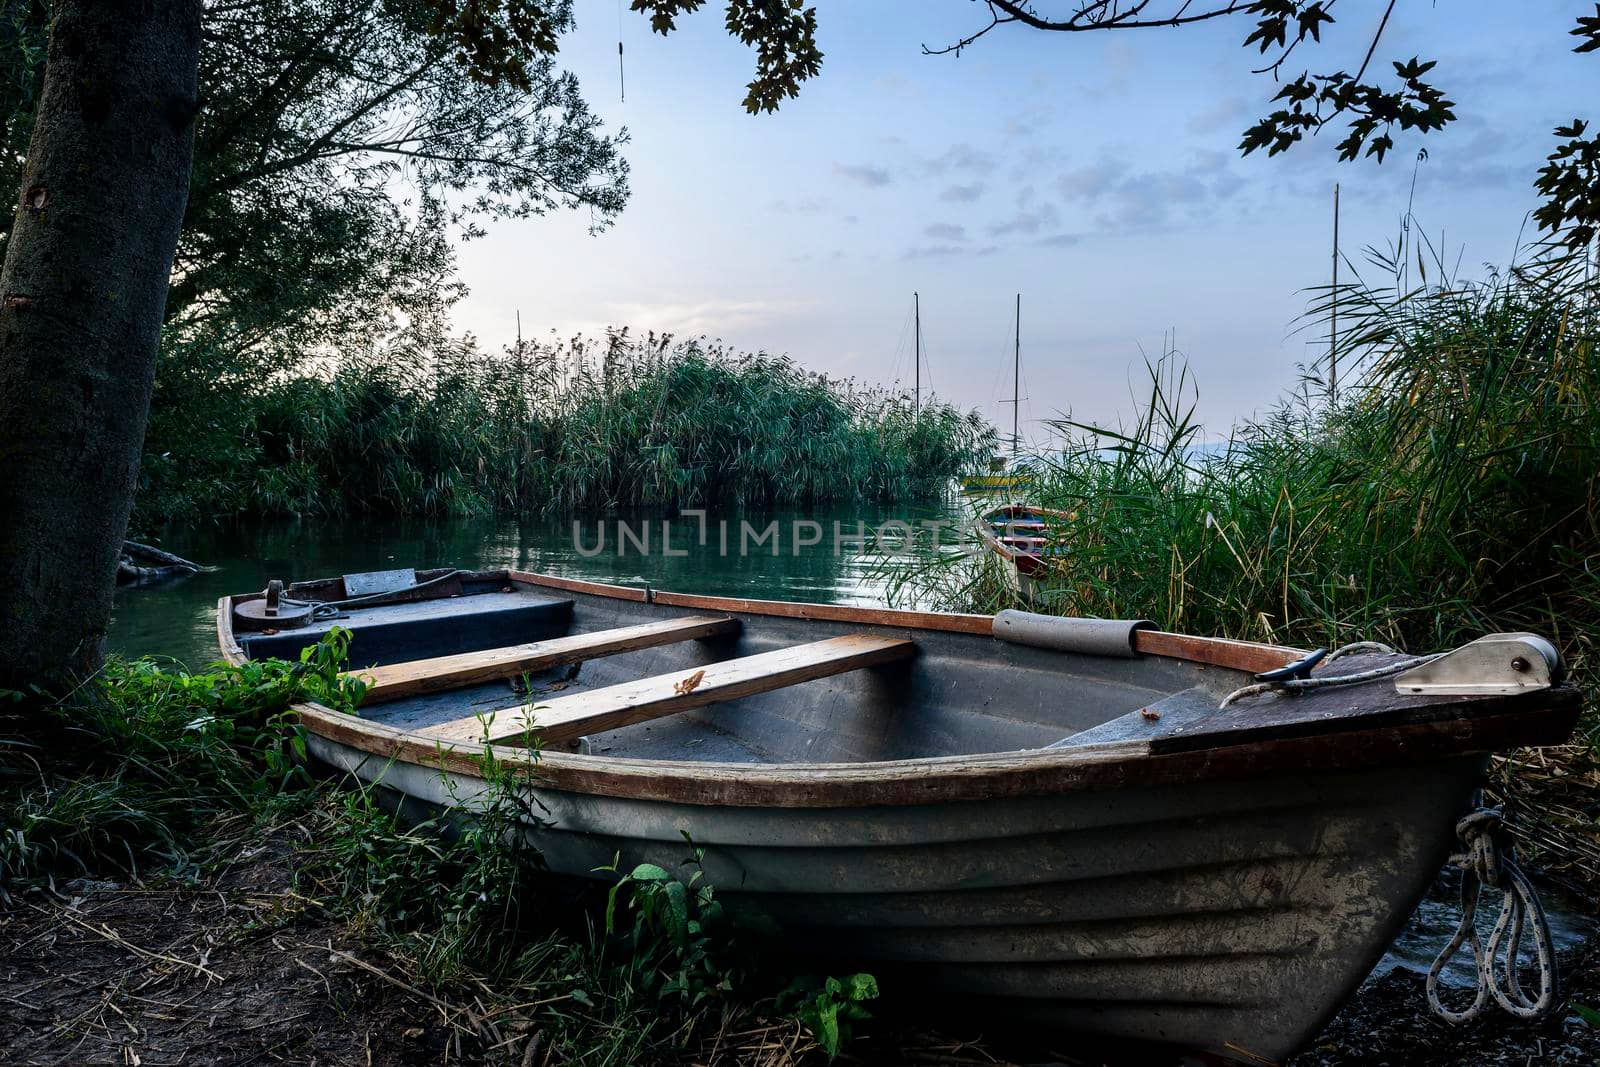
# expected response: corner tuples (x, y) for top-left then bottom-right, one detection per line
(770, 196), (829, 213)
(924, 222), (968, 242)
(1187, 95), (1249, 135)
(1037, 233), (1082, 248)
(991, 202), (1063, 237)
(1059, 161), (1124, 200)
(833, 162), (892, 186)
(903, 243), (998, 259)
(939, 182), (986, 203)
(1056, 152), (1247, 230)
(601, 298), (807, 338)
(923, 143), (997, 176)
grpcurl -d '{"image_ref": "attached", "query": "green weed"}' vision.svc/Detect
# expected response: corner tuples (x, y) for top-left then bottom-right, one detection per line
(777, 972), (880, 1060)
(5, 645), (886, 1060)
(305, 749), (552, 984)
(599, 833), (742, 1010)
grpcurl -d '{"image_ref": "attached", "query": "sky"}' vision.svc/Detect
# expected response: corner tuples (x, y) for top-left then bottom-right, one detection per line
(451, 1), (1598, 443)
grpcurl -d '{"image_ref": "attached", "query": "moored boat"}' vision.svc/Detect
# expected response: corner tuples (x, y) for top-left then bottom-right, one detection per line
(979, 503), (1069, 601)
(959, 467), (1034, 494)
(216, 568), (1580, 1063)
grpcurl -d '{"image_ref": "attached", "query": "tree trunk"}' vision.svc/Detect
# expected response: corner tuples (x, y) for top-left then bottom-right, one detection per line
(0, 1), (200, 691)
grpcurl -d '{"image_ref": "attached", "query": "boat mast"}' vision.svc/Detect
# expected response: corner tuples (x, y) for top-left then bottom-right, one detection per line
(1012, 293), (1021, 454)
(1330, 183), (1340, 404)
(913, 291), (921, 412)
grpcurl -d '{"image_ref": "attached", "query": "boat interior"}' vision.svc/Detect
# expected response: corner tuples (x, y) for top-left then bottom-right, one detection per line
(230, 569), (1245, 765)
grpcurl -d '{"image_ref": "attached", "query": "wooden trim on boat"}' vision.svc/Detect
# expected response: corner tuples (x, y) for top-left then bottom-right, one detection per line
(508, 569), (1297, 672)
(291, 693), (1581, 809)
(511, 571), (650, 601)
(418, 634), (917, 746)
(217, 595), (245, 664)
(977, 525), (1023, 563)
(1133, 631), (1298, 675)
(351, 616), (742, 705)
(222, 578), (1297, 680)
(647, 589), (995, 635)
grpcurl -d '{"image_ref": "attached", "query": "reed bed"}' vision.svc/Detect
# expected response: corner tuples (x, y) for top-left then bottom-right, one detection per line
(135, 330), (993, 528)
(890, 242), (1600, 891)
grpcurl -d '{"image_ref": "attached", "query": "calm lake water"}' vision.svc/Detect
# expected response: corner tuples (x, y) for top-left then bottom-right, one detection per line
(107, 505), (1594, 980)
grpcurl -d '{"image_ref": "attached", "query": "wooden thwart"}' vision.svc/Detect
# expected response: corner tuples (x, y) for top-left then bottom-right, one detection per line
(418, 634), (917, 747)
(351, 615), (741, 704)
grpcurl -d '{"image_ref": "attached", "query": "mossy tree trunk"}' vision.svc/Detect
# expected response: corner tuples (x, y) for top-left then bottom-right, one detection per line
(0, 0), (200, 691)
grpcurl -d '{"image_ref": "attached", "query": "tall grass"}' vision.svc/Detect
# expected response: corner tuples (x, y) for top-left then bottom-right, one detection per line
(903, 243), (1600, 676)
(136, 330), (994, 529)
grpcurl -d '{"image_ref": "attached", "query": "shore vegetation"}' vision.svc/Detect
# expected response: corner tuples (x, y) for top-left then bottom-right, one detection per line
(137, 330), (995, 532)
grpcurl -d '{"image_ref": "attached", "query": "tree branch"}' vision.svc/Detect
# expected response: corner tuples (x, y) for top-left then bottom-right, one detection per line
(988, 0), (1247, 33)
(925, 0), (1250, 59)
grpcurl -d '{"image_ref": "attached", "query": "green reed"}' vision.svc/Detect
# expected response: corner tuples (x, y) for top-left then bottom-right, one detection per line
(135, 330), (994, 528)
(897, 242), (1600, 679)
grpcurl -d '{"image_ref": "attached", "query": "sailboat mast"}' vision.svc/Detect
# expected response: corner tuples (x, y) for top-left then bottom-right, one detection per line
(1330, 183), (1340, 404)
(913, 291), (921, 412)
(1012, 293), (1021, 454)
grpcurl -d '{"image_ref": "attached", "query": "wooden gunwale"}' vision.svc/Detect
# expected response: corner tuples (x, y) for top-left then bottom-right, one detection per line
(510, 570), (1299, 672)
(644, 588), (995, 635)
(286, 695), (1578, 809)
(217, 573), (1582, 809)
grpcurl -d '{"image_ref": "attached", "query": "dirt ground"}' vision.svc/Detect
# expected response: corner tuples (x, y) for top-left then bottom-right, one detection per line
(3, 845), (1597, 1067)
(0, 847), (479, 1066)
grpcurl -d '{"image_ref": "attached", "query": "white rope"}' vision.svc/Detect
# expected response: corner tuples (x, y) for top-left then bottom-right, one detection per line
(1219, 641), (1443, 707)
(1325, 640), (1399, 660)
(1426, 807), (1560, 1023)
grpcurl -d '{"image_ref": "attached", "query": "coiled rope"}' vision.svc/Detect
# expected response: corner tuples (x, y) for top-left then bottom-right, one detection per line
(1426, 806), (1559, 1023)
(1219, 641), (1443, 707)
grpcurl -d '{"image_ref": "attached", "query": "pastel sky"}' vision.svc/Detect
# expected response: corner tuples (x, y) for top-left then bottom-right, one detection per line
(452, 1), (1597, 442)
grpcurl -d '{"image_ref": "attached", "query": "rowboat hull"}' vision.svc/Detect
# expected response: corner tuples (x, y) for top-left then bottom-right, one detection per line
(217, 569), (1580, 1064)
(310, 733), (1478, 1062)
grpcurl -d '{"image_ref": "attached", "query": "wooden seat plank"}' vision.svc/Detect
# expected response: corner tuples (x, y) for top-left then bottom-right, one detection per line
(417, 634), (916, 747)
(351, 615), (740, 704)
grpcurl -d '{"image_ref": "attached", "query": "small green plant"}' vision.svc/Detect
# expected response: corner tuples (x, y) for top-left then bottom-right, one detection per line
(598, 832), (741, 1009)
(776, 972), (880, 1060)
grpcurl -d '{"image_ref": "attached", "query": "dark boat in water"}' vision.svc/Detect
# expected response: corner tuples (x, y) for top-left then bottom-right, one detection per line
(217, 567), (1579, 1064)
